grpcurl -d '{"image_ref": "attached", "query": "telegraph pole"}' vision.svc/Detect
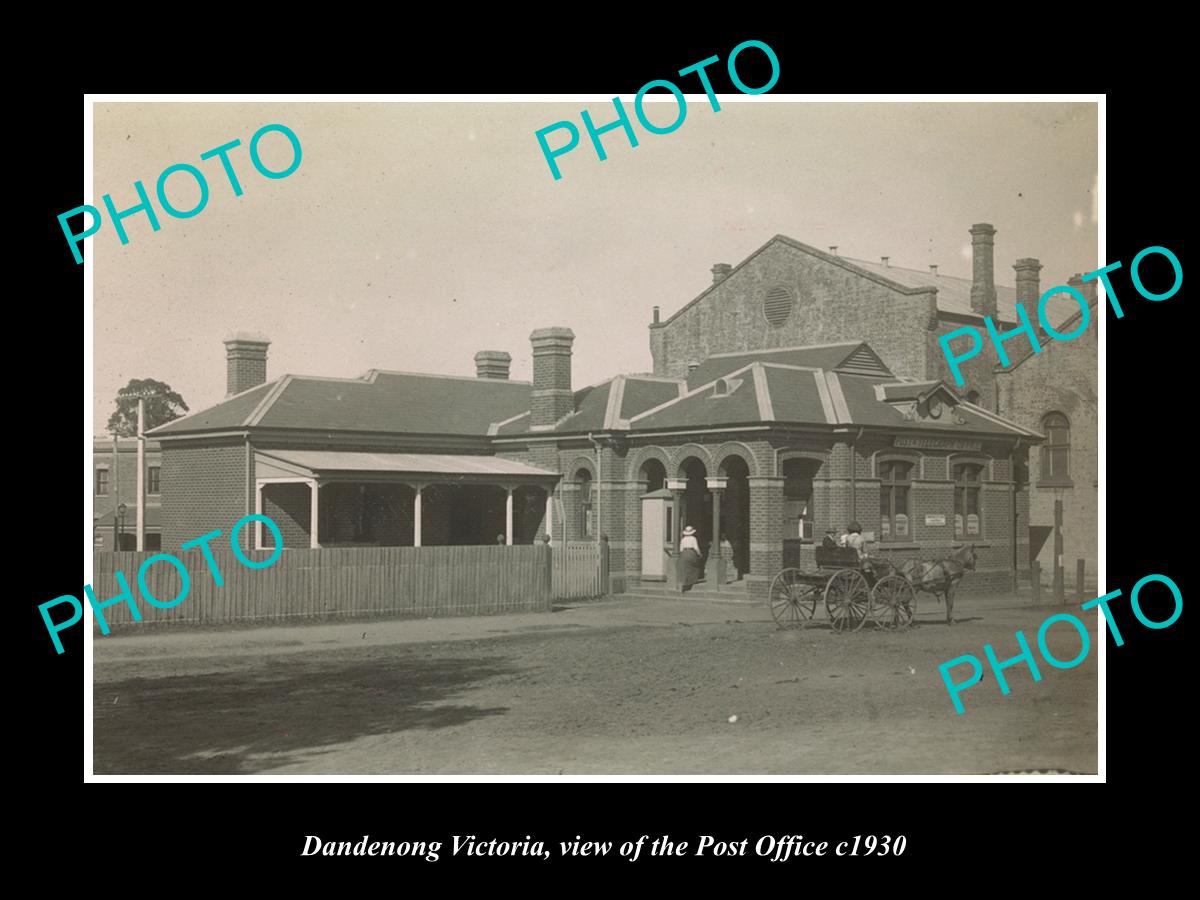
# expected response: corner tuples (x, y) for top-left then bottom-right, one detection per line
(137, 397), (146, 550)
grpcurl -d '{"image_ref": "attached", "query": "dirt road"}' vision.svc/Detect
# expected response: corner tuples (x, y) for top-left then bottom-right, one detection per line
(92, 594), (1098, 775)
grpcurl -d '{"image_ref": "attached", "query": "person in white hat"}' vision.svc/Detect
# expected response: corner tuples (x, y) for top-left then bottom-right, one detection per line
(680, 525), (701, 554)
(679, 525), (703, 591)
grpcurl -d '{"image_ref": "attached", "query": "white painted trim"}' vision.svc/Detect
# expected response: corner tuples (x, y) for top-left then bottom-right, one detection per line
(244, 375), (293, 427)
(360, 368), (533, 386)
(414, 486), (422, 546)
(309, 479), (320, 549)
(752, 364), (774, 421)
(603, 376), (626, 430)
(488, 409), (530, 436)
(958, 400), (1044, 437)
(824, 372), (853, 424)
(628, 362), (758, 424)
(144, 374), (282, 434)
(505, 487), (514, 545)
(705, 340), (861, 360)
(814, 372), (837, 424)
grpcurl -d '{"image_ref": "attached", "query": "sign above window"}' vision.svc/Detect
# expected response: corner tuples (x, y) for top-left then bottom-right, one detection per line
(894, 437), (982, 452)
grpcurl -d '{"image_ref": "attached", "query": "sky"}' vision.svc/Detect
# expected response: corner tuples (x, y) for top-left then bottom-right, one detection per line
(91, 100), (1098, 429)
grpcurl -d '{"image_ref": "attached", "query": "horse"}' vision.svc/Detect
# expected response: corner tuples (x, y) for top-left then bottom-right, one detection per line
(899, 544), (977, 625)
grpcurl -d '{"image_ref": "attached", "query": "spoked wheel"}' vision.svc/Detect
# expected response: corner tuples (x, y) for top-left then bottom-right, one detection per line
(824, 570), (871, 633)
(769, 568), (819, 629)
(871, 574), (916, 630)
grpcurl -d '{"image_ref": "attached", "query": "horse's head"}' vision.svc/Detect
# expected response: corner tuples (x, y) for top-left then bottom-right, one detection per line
(958, 543), (977, 571)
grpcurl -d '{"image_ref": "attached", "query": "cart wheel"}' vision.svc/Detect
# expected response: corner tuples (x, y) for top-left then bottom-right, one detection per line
(871, 574), (916, 630)
(769, 568), (818, 629)
(824, 570), (871, 633)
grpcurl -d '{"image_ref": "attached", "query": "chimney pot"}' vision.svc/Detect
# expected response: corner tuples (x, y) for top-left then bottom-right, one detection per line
(881, 256), (890, 267)
(687, 360), (700, 376)
(223, 332), (270, 397)
(529, 327), (575, 429)
(1013, 257), (1043, 308)
(969, 223), (998, 317)
(1068, 271), (1097, 305)
(711, 263), (732, 285)
(930, 264), (939, 276)
(474, 350), (512, 380)
(652, 305), (660, 324)
(829, 246), (838, 256)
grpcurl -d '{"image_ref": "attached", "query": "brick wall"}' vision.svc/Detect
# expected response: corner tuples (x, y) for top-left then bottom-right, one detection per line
(263, 482), (312, 548)
(160, 439), (247, 551)
(996, 317), (1098, 587)
(651, 240), (938, 381)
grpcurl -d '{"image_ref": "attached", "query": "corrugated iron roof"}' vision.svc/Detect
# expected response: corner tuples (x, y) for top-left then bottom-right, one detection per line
(256, 450), (560, 478)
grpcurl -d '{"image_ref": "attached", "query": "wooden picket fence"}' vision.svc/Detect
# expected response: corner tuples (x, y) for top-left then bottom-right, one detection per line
(551, 540), (605, 600)
(89, 544), (557, 629)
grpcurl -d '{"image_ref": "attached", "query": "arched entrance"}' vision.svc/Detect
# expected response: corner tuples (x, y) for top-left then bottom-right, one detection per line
(639, 457), (667, 494)
(678, 457), (711, 560)
(719, 455), (751, 577)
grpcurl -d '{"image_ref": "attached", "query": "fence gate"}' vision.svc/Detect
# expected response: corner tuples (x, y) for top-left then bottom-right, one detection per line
(552, 540), (603, 599)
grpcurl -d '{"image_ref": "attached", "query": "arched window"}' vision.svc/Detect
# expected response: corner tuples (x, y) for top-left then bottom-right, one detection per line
(953, 463), (985, 538)
(575, 469), (594, 539)
(879, 460), (913, 541)
(1040, 412), (1071, 484)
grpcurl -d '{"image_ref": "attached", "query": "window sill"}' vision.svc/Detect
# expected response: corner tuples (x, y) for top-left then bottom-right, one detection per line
(1037, 479), (1074, 489)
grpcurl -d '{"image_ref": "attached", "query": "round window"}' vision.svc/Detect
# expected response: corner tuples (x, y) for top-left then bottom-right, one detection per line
(763, 286), (794, 328)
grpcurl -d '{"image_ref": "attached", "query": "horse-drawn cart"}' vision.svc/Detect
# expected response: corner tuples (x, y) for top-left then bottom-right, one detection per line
(768, 545), (916, 632)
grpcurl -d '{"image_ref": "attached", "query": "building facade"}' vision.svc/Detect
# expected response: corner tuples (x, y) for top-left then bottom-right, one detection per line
(996, 283), (1099, 590)
(150, 224), (1096, 601)
(93, 436), (162, 551)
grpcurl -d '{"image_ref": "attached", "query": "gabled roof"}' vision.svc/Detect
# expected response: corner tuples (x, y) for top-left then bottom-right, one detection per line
(625, 347), (1040, 438)
(845, 257), (1020, 322)
(255, 450), (559, 481)
(656, 234), (1025, 329)
(996, 295), (1098, 372)
(685, 341), (891, 388)
(495, 374), (684, 436)
(149, 370), (532, 438)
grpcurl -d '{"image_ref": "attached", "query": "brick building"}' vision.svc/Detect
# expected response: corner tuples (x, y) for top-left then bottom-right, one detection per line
(151, 225), (1095, 601)
(996, 283), (1099, 590)
(93, 436), (162, 550)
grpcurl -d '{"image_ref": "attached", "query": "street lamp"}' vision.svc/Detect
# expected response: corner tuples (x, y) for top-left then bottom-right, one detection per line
(117, 502), (128, 551)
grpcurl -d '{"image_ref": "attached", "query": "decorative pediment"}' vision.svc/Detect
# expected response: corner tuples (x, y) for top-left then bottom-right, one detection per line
(880, 381), (963, 424)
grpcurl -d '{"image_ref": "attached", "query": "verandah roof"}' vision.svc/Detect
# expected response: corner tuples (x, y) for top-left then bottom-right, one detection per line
(254, 450), (560, 483)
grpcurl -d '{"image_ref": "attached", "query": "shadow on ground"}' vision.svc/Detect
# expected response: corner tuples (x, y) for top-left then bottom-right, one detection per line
(94, 650), (517, 774)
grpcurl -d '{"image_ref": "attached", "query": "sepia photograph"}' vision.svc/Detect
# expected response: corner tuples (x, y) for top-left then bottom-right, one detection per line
(86, 98), (1099, 776)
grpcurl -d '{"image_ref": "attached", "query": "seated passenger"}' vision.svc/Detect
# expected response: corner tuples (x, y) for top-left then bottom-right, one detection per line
(839, 521), (867, 559)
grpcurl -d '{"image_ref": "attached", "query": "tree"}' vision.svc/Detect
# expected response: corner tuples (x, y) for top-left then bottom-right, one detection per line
(107, 378), (190, 437)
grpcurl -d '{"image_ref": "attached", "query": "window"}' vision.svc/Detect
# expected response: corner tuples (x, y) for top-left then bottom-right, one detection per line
(879, 460), (912, 541)
(966, 390), (981, 406)
(1041, 412), (1071, 483)
(954, 463), (985, 538)
(95, 467), (109, 496)
(576, 469), (593, 539)
(147, 466), (161, 495)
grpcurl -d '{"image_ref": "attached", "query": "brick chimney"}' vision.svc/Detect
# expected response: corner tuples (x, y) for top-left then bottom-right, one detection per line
(1013, 257), (1042, 308)
(224, 332), (270, 397)
(474, 350), (511, 380)
(969, 223), (998, 318)
(711, 263), (732, 284)
(530, 327), (575, 429)
(1068, 272), (1098, 306)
